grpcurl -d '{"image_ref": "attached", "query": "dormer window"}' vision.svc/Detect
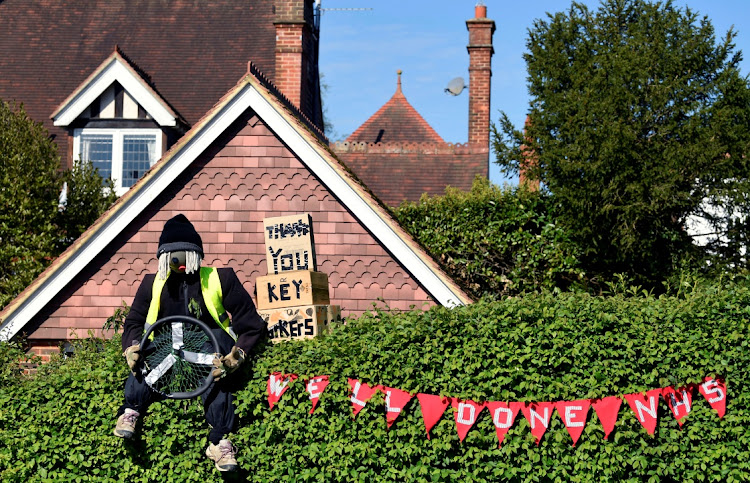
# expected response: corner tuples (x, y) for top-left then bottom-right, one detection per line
(52, 51), (182, 195)
(74, 128), (162, 195)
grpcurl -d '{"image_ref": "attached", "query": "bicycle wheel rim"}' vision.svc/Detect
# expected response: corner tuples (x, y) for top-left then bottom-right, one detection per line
(139, 315), (221, 399)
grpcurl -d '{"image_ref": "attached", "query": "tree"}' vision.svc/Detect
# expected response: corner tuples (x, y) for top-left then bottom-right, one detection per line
(0, 101), (61, 308)
(56, 161), (117, 248)
(493, 0), (750, 287)
(0, 100), (116, 309)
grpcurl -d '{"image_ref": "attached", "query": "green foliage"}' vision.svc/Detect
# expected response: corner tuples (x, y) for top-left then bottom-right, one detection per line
(393, 177), (585, 298)
(0, 101), (61, 309)
(56, 161), (117, 248)
(493, 0), (750, 287)
(0, 100), (116, 309)
(103, 302), (130, 334)
(2, 282), (750, 480)
(0, 340), (38, 387)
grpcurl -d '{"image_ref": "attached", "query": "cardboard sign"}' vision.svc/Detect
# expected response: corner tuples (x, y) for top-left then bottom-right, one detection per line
(263, 213), (317, 274)
(260, 304), (341, 343)
(256, 270), (330, 310)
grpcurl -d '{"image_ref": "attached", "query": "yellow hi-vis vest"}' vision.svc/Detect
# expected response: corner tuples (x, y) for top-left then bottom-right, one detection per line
(145, 267), (236, 340)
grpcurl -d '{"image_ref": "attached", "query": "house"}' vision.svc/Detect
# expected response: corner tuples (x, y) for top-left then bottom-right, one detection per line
(0, 63), (472, 359)
(332, 5), (496, 206)
(0, 0), (323, 193)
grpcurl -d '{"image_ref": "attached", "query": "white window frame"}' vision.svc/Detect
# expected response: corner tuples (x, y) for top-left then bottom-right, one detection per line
(73, 128), (162, 196)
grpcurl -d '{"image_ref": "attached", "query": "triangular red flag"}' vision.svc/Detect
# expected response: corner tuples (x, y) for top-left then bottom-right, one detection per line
(383, 387), (412, 429)
(417, 393), (450, 440)
(305, 375), (330, 414)
(267, 372), (298, 410)
(451, 398), (486, 442)
(662, 385), (694, 427)
(486, 401), (522, 448)
(520, 402), (555, 445)
(591, 396), (622, 440)
(624, 389), (661, 435)
(348, 378), (379, 417)
(555, 399), (590, 446)
(698, 376), (727, 418)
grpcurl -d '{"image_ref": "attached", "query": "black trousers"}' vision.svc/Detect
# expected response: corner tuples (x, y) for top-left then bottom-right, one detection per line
(117, 327), (237, 444)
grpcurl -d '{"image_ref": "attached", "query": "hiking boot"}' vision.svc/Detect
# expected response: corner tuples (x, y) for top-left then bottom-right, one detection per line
(113, 408), (139, 439)
(206, 439), (238, 472)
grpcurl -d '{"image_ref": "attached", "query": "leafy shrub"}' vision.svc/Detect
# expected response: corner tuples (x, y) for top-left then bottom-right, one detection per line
(0, 100), (61, 309)
(0, 100), (116, 310)
(0, 340), (38, 387)
(1, 282), (749, 481)
(393, 177), (585, 299)
(56, 161), (118, 249)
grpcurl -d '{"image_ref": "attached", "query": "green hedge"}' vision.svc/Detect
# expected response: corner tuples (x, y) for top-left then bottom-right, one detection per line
(394, 176), (585, 298)
(1, 282), (749, 481)
(393, 177), (585, 299)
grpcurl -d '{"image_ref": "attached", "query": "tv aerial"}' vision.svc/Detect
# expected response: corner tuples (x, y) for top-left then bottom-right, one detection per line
(315, 1), (372, 14)
(444, 77), (467, 96)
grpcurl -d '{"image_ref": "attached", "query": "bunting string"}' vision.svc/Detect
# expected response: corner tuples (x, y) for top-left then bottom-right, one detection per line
(266, 373), (727, 446)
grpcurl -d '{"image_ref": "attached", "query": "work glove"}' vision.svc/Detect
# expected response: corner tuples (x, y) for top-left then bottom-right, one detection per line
(212, 346), (246, 381)
(123, 344), (141, 374)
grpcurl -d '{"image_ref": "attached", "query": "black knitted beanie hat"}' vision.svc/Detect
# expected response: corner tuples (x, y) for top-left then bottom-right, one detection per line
(156, 214), (204, 258)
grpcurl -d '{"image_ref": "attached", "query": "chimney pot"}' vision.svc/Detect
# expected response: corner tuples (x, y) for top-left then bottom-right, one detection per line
(475, 5), (487, 19)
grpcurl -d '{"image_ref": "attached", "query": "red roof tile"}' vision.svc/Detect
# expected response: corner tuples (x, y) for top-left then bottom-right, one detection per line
(0, 0), (320, 165)
(335, 143), (488, 206)
(346, 72), (444, 144)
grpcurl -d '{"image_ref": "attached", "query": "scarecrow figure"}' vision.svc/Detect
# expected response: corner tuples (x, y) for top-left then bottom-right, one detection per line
(114, 214), (265, 472)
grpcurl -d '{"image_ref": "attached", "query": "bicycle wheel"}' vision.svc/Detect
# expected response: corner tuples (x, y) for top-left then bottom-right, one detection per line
(139, 315), (221, 399)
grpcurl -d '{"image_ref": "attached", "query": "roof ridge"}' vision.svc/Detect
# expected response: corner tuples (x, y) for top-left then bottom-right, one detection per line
(333, 140), (488, 155)
(346, 72), (444, 144)
(246, 61), (328, 144)
(113, 47), (188, 127)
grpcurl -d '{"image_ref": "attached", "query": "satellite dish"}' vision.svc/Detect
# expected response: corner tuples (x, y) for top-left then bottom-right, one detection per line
(444, 77), (466, 96)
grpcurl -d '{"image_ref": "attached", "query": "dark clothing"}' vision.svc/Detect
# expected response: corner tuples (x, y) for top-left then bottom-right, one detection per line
(121, 267), (265, 354)
(119, 325), (238, 444)
(119, 267), (264, 442)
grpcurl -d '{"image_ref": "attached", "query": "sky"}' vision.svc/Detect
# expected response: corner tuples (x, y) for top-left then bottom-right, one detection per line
(317, 0), (750, 186)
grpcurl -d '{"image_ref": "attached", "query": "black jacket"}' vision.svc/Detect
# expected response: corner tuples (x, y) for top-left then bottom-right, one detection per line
(121, 268), (265, 354)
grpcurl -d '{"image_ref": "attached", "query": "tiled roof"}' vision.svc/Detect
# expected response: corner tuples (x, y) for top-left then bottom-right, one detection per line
(0, 64), (472, 343)
(346, 72), (444, 144)
(335, 72), (488, 206)
(0, 0), (277, 165)
(334, 142), (488, 206)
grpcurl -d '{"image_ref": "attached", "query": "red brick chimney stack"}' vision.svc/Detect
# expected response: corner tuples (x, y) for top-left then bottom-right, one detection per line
(466, 3), (495, 148)
(274, 0), (315, 111)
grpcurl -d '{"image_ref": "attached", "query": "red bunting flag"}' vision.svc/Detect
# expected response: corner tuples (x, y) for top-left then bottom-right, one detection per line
(591, 396), (622, 440)
(520, 402), (555, 445)
(305, 375), (330, 414)
(624, 389), (661, 435)
(555, 400), (590, 446)
(417, 394), (450, 440)
(383, 387), (412, 429)
(698, 376), (727, 418)
(348, 378), (380, 417)
(267, 373), (298, 410)
(451, 398), (486, 442)
(486, 401), (522, 448)
(662, 385), (694, 427)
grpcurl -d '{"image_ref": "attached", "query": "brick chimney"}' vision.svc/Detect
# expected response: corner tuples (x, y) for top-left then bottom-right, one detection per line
(274, 0), (316, 116)
(466, 3), (495, 148)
